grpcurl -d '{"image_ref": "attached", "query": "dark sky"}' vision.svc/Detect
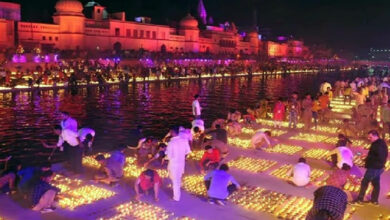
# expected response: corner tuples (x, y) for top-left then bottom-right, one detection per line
(8, 0), (390, 54)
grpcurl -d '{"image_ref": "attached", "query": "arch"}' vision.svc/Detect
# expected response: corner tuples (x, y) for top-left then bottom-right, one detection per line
(113, 42), (122, 52)
(160, 44), (166, 53)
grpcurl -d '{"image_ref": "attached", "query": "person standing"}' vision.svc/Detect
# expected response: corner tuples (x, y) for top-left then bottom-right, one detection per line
(302, 94), (313, 131)
(192, 94), (202, 119)
(288, 92), (300, 129)
(380, 100), (390, 139)
(166, 126), (191, 201)
(354, 130), (388, 205)
(60, 111), (78, 132)
(273, 98), (285, 128)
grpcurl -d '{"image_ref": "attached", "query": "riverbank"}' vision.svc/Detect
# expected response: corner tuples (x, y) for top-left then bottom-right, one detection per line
(0, 67), (353, 93)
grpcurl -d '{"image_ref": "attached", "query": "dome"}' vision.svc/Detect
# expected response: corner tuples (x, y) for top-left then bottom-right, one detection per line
(180, 14), (198, 28)
(55, 0), (83, 14)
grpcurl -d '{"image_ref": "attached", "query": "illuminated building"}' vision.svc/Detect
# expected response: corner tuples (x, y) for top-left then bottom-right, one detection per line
(0, 0), (308, 58)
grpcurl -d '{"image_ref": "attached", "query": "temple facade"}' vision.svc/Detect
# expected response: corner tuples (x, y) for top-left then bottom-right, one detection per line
(0, 0), (308, 58)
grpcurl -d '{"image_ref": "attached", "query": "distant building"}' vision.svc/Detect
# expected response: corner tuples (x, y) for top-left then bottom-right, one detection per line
(368, 48), (390, 61)
(0, 0), (308, 58)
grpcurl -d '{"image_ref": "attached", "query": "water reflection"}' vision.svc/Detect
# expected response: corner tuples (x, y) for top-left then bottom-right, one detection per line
(0, 73), (348, 165)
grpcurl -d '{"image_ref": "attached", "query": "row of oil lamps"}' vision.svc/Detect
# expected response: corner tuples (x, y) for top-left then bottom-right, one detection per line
(227, 157), (278, 173)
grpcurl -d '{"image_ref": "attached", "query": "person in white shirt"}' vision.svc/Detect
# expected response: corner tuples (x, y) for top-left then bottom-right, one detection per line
(192, 94), (202, 119)
(78, 127), (95, 150)
(288, 158), (311, 187)
(330, 146), (353, 169)
(320, 81), (332, 94)
(192, 119), (205, 133)
(42, 125), (82, 173)
(60, 111), (78, 132)
(250, 130), (272, 149)
(166, 126), (191, 201)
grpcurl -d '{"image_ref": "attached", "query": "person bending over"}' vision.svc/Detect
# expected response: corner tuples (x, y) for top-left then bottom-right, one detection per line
(134, 169), (162, 202)
(94, 154), (124, 185)
(199, 145), (221, 174)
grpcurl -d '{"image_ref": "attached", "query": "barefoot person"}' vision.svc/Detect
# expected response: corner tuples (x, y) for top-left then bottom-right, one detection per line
(250, 130), (272, 149)
(134, 169), (162, 202)
(204, 164), (240, 206)
(287, 158), (311, 187)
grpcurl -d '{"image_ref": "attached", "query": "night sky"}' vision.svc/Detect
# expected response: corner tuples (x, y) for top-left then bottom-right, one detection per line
(7, 0), (390, 55)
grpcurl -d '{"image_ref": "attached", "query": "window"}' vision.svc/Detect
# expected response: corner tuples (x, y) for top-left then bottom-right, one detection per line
(42, 36), (46, 40)
(55, 37), (58, 41)
(140, 30), (144, 38)
(146, 31), (150, 39)
(49, 36), (52, 41)
(115, 28), (120, 37)
(133, 30), (138, 38)
(152, 31), (156, 39)
(161, 32), (165, 39)
(97, 9), (101, 13)
(126, 29), (131, 37)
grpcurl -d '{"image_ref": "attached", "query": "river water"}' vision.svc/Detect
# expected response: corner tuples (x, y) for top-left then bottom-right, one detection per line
(0, 72), (353, 165)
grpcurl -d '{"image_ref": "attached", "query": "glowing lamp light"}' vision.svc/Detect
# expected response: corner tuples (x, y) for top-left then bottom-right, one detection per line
(228, 137), (251, 149)
(99, 201), (173, 220)
(264, 144), (303, 155)
(51, 174), (115, 210)
(187, 150), (204, 161)
(59, 185), (116, 210)
(182, 175), (207, 196)
(227, 157), (277, 173)
(34, 55), (41, 63)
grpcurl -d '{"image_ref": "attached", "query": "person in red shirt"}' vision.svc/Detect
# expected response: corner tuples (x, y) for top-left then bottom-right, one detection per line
(200, 145), (221, 174)
(134, 169), (162, 201)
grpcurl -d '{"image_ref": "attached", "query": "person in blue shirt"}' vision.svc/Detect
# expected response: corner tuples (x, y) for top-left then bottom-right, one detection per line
(31, 170), (60, 213)
(204, 164), (240, 205)
(17, 162), (51, 196)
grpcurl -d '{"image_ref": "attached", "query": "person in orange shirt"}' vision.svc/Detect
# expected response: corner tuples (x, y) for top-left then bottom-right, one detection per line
(318, 92), (330, 123)
(312, 97), (322, 129)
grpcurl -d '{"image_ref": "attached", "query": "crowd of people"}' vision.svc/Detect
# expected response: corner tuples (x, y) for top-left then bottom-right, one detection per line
(0, 71), (389, 220)
(0, 52), (353, 89)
